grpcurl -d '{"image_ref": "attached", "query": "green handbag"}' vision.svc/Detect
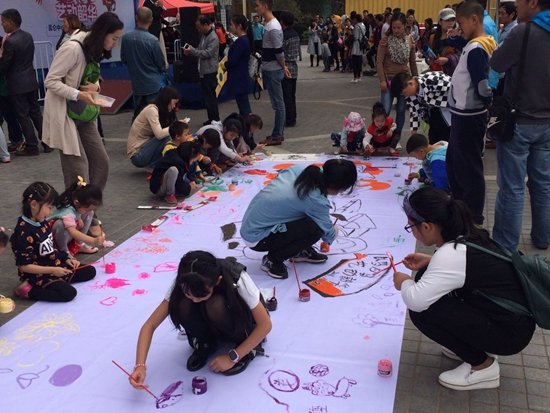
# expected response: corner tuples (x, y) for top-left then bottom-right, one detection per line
(66, 40), (101, 122)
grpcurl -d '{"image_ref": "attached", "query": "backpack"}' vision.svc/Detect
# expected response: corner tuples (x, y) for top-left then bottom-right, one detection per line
(359, 25), (369, 51)
(457, 238), (550, 329)
(66, 39), (100, 122)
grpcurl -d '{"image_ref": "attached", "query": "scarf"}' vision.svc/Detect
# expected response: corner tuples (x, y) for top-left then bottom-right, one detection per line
(387, 35), (410, 65)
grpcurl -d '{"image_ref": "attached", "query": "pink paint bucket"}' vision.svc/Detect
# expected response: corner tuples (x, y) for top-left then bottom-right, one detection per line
(105, 262), (116, 274)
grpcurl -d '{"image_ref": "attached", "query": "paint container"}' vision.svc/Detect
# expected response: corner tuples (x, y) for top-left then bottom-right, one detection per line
(377, 359), (392, 377)
(266, 297), (278, 311)
(320, 242), (330, 253)
(299, 288), (311, 302)
(0, 295), (15, 314)
(105, 262), (116, 274)
(192, 376), (207, 395)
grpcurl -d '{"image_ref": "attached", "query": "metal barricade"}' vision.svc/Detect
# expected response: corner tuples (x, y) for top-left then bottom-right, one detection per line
(33, 41), (54, 102)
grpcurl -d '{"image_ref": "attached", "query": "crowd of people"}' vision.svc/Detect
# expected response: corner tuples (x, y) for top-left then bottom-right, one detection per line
(0, 0), (549, 395)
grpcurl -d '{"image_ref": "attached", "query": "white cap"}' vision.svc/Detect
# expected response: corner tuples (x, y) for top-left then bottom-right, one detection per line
(439, 8), (456, 21)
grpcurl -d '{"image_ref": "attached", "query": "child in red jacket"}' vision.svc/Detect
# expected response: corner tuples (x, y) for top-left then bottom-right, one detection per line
(363, 102), (398, 156)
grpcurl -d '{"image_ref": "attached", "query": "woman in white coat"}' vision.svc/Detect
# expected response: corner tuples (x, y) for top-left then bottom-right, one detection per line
(42, 12), (124, 190)
(307, 19), (321, 67)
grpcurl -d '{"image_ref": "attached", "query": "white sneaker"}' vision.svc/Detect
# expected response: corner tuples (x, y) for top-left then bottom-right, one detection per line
(438, 359), (500, 391)
(441, 346), (462, 361)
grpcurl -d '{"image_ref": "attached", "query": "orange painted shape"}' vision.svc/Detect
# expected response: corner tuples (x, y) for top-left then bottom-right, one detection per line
(272, 163), (296, 170)
(358, 179), (391, 190)
(307, 278), (344, 297)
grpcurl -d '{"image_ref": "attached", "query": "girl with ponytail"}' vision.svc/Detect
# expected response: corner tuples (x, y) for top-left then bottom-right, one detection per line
(240, 159), (357, 279)
(393, 187), (534, 391)
(130, 251), (271, 387)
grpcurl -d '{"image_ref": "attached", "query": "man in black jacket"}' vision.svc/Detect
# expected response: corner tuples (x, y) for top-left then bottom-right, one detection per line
(0, 9), (49, 156)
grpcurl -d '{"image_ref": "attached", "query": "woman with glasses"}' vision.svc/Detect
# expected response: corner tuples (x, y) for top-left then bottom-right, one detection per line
(129, 251), (271, 386)
(394, 187), (534, 391)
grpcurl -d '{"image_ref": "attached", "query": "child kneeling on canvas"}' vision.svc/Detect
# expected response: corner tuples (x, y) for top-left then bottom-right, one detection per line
(49, 177), (105, 256)
(393, 187), (535, 390)
(405, 134), (449, 191)
(240, 159), (357, 279)
(130, 251), (271, 386)
(330, 112), (366, 154)
(363, 102), (398, 157)
(150, 141), (202, 204)
(10, 182), (96, 302)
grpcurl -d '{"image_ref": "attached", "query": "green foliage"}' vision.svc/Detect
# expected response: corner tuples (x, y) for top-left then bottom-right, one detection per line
(273, 0), (303, 21)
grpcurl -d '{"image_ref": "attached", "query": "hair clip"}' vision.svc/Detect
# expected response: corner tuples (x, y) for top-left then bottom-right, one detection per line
(77, 176), (88, 188)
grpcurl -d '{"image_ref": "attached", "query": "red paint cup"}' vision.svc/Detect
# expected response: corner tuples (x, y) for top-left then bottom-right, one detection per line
(320, 242), (330, 253)
(299, 288), (310, 302)
(377, 359), (392, 376)
(105, 262), (116, 274)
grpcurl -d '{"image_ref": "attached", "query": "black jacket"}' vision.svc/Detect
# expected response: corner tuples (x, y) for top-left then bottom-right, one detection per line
(0, 29), (38, 95)
(149, 150), (192, 196)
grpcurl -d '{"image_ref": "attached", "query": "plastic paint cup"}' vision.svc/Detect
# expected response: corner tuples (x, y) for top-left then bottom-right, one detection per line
(266, 297), (278, 311)
(299, 288), (310, 302)
(320, 242), (330, 253)
(192, 376), (207, 394)
(378, 359), (392, 376)
(105, 262), (116, 274)
(0, 295), (15, 314)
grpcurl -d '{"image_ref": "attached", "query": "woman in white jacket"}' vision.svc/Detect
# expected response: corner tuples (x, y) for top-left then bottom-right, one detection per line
(42, 12), (123, 190)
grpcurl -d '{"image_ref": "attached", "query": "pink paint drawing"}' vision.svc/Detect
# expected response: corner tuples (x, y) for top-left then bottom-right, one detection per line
(138, 272), (151, 280)
(90, 278), (131, 290)
(156, 381), (184, 409)
(99, 296), (118, 306)
(309, 364), (329, 378)
(132, 289), (147, 296)
(153, 262), (178, 273)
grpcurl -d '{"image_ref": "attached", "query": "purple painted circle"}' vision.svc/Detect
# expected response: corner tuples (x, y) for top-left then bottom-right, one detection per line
(49, 364), (83, 387)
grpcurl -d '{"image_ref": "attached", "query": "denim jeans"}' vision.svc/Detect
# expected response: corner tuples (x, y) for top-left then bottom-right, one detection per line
(262, 69), (285, 139)
(234, 92), (252, 117)
(130, 136), (170, 168)
(380, 86), (406, 136)
(493, 123), (550, 251)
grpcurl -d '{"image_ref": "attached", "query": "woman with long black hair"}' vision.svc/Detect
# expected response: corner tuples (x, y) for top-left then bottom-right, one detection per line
(127, 86), (182, 169)
(394, 187), (535, 391)
(241, 159), (357, 279)
(43, 12), (124, 190)
(130, 251), (271, 385)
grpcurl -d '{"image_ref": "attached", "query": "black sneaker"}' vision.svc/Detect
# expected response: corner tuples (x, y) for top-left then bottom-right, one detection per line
(42, 142), (53, 153)
(293, 247), (328, 263)
(260, 255), (288, 279)
(15, 147), (39, 156)
(186, 342), (217, 372)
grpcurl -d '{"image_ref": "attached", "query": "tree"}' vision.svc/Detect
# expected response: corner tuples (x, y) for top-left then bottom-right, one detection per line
(274, 0), (303, 21)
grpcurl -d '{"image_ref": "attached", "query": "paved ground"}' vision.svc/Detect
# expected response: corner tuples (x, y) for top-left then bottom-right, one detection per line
(1, 49), (549, 412)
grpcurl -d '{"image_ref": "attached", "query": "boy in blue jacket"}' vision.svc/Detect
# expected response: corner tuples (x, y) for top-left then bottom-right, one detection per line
(406, 133), (449, 191)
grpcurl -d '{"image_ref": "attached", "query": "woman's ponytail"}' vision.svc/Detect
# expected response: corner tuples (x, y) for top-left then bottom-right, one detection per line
(294, 165), (325, 199)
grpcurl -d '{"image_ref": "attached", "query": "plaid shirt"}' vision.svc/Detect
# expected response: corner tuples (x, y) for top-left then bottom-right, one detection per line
(283, 28), (300, 79)
(407, 71), (451, 129)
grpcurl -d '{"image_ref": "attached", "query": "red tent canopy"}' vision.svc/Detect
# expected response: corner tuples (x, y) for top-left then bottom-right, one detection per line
(138, 0), (215, 16)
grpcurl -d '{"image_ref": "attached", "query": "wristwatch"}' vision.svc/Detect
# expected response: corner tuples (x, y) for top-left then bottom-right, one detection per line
(228, 349), (240, 363)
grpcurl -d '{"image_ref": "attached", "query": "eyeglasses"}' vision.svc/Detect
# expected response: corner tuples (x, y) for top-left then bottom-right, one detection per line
(404, 222), (422, 233)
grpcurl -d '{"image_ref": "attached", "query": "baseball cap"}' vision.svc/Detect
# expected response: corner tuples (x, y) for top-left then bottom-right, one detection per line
(439, 8), (456, 21)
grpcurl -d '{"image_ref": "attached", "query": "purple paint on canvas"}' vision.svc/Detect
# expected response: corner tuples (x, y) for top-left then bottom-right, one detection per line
(49, 364), (83, 387)
(156, 380), (183, 409)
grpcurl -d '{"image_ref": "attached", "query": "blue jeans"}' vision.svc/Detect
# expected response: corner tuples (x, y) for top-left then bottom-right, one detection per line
(130, 136), (170, 168)
(380, 87), (406, 138)
(493, 123), (550, 251)
(262, 69), (285, 139)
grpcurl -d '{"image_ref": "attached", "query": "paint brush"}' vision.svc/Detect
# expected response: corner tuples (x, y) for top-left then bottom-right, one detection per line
(112, 360), (158, 401)
(386, 251), (397, 272)
(291, 259), (301, 294)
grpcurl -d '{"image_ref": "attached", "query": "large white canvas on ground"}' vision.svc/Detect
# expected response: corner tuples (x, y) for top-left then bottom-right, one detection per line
(0, 155), (418, 413)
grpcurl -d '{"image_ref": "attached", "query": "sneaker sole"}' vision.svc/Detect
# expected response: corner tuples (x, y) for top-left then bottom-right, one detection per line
(292, 257), (328, 264)
(260, 264), (288, 279)
(438, 377), (500, 391)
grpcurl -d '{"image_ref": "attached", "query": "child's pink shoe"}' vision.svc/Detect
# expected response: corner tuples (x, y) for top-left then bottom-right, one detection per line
(14, 281), (32, 299)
